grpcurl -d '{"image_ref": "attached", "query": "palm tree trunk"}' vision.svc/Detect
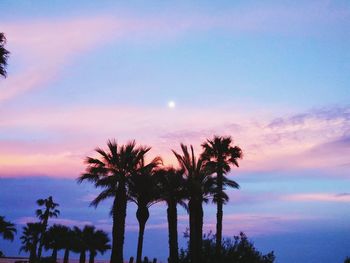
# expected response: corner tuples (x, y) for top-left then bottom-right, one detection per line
(136, 206), (149, 263)
(89, 251), (96, 263)
(111, 183), (127, 263)
(29, 247), (37, 263)
(63, 249), (70, 263)
(79, 251), (86, 263)
(188, 199), (198, 263)
(196, 202), (203, 263)
(37, 218), (48, 259)
(52, 248), (58, 261)
(216, 170), (224, 262)
(167, 202), (179, 263)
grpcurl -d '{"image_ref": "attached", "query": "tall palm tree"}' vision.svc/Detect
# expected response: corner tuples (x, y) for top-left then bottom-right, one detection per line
(78, 140), (152, 263)
(19, 223), (42, 263)
(201, 136), (242, 260)
(0, 216), (16, 256)
(127, 157), (162, 263)
(156, 167), (186, 263)
(172, 144), (215, 263)
(36, 196), (60, 259)
(84, 226), (111, 263)
(0, 33), (9, 78)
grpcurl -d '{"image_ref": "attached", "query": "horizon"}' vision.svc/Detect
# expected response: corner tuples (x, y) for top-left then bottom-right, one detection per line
(0, 1), (350, 263)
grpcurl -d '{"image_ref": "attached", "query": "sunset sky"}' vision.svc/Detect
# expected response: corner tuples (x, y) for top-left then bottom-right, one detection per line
(0, 1), (349, 262)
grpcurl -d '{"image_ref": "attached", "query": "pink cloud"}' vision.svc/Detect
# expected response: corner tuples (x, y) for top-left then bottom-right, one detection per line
(283, 193), (350, 203)
(0, 105), (349, 178)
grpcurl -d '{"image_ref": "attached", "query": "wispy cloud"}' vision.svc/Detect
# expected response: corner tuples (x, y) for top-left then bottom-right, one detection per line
(283, 193), (350, 203)
(1, 1), (348, 101)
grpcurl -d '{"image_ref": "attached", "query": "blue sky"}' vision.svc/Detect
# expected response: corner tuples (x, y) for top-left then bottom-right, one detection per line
(0, 1), (350, 262)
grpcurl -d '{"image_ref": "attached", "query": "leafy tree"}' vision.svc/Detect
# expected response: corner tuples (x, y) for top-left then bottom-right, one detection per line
(156, 167), (186, 263)
(0, 33), (9, 78)
(179, 231), (275, 263)
(201, 136), (242, 260)
(127, 157), (162, 263)
(20, 223), (42, 263)
(78, 140), (153, 263)
(173, 144), (215, 263)
(0, 216), (16, 256)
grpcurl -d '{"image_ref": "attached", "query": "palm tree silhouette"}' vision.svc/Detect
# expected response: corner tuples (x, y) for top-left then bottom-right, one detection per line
(36, 196), (60, 259)
(172, 144), (215, 263)
(156, 167), (186, 263)
(43, 224), (69, 261)
(20, 223), (42, 263)
(78, 140), (152, 263)
(127, 157), (162, 263)
(73, 226), (89, 263)
(55, 225), (74, 263)
(84, 226), (111, 263)
(0, 33), (9, 78)
(0, 216), (16, 256)
(201, 136), (242, 260)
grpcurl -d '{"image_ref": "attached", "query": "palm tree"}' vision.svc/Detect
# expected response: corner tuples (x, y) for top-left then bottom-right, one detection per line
(0, 216), (16, 257)
(36, 196), (60, 259)
(172, 144), (215, 263)
(0, 33), (9, 78)
(84, 226), (111, 263)
(57, 226), (75, 263)
(73, 226), (89, 263)
(156, 167), (186, 263)
(201, 136), (242, 260)
(20, 223), (42, 263)
(78, 140), (153, 263)
(127, 157), (162, 263)
(43, 224), (69, 261)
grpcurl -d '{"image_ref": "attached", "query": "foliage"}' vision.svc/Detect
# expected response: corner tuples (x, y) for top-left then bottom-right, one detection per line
(179, 231), (275, 263)
(0, 32), (9, 78)
(0, 216), (16, 241)
(344, 257), (350, 263)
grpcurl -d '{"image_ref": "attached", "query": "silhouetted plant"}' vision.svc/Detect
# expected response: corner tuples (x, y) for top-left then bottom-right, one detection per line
(36, 196), (60, 259)
(173, 144), (215, 263)
(20, 222), (43, 263)
(43, 224), (70, 261)
(78, 140), (154, 263)
(344, 257), (350, 263)
(0, 33), (9, 78)
(201, 136), (242, 260)
(156, 167), (187, 263)
(0, 216), (16, 256)
(85, 225), (111, 263)
(127, 157), (162, 263)
(179, 231), (275, 263)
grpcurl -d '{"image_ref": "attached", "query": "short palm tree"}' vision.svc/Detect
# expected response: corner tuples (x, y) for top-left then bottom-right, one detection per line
(127, 157), (162, 263)
(0, 33), (9, 78)
(201, 136), (242, 260)
(19, 223), (42, 263)
(36, 196), (60, 259)
(78, 140), (153, 263)
(84, 226), (111, 263)
(0, 216), (16, 257)
(156, 167), (186, 263)
(73, 226), (89, 263)
(58, 226), (75, 263)
(172, 144), (215, 263)
(43, 224), (69, 261)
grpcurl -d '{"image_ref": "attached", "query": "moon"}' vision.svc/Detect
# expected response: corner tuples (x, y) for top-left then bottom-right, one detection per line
(168, 101), (176, 109)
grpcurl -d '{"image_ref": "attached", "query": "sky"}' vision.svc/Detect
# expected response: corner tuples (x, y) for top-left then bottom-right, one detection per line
(0, 1), (349, 262)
